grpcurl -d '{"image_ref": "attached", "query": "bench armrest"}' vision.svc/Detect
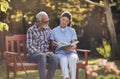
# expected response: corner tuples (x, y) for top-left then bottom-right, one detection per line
(5, 51), (18, 66)
(77, 49), (91, 65)
(76, 49), (91, 53)
(5, 51), (18, 55)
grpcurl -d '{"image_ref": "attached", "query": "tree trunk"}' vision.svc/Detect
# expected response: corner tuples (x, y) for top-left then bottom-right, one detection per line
(104, 0), (118, 57)
(84, 0), (118, 59)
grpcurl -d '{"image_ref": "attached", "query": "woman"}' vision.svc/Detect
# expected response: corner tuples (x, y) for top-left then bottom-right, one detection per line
(50, 11), (79, 79)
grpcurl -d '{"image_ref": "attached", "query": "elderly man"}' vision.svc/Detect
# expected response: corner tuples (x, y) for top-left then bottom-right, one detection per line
(27, 11), (59, 79)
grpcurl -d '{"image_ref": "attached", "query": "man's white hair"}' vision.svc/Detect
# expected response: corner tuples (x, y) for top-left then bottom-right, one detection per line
(36, 11), (49, 21)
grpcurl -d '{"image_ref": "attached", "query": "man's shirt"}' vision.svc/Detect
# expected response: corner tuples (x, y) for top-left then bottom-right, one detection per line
(27, 23), (51, 54)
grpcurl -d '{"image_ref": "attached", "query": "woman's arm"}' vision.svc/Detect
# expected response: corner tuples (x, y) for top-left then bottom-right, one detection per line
(51, 40), (58, 47)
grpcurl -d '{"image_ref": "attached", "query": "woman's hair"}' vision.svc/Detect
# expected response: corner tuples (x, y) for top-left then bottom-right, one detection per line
(36, 11), (49, 22)
(60, 11), (72, 26)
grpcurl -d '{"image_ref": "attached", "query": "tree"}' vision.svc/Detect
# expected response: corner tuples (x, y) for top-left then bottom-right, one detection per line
(0, 0), (9, 31)
(83, 0), (118, 59)
(0, 0), (10, 59)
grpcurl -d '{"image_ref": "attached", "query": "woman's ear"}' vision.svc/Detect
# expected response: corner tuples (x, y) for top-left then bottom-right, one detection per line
(68, 22), (71, 26)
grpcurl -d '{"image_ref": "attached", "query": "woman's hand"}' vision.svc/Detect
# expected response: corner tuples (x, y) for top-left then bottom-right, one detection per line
(51, 41), (58, 46)
(65, 45), (76, 50)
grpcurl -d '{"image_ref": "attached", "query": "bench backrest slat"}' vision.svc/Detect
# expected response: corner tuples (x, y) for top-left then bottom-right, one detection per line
(6, 35), (27, 61)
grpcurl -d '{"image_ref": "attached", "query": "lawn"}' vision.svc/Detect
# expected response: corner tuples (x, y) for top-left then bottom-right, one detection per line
(0, 58), (120, 79)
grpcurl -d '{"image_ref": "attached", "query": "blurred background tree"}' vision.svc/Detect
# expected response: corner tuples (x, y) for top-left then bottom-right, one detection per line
(0, 0), (9, 31)
(82, 0), (120, 60)
(0, 0), (120, 60)
(0, 0), (10, 59)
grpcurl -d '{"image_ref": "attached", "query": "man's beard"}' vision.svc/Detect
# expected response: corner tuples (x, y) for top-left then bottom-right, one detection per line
(38, 24), (48, 30)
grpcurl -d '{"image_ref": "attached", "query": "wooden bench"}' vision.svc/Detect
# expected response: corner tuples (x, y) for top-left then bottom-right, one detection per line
(5, 35), (90, 79)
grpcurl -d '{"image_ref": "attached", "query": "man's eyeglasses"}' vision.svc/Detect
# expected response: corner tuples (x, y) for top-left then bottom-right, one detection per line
(42, 20), (49, 24)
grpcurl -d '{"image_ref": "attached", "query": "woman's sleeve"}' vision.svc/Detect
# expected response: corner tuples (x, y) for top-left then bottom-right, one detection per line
(71, 28), (77, 40)
(50, 30), (55, 41)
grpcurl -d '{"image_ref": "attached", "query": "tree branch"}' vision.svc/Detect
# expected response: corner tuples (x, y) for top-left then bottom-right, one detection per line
(84, 0), (105, 8)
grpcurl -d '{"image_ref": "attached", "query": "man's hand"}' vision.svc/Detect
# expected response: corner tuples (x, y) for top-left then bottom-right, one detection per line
(36, 50), (53, 56)
(45, 52), (53, 56)
(36, 50), (45, 55)
(36, 50), (41, 53)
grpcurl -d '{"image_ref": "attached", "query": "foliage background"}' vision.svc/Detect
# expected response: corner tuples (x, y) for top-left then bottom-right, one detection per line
(0, 0), (120, 79)
(0, 0), (120, 59)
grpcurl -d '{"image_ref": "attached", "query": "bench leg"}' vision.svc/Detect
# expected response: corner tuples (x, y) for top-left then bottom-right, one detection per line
(85, 68), (88, 79)
(76, 68), (79, 79)
(14, 70), (17, 79)
(7, 68), (9, 79)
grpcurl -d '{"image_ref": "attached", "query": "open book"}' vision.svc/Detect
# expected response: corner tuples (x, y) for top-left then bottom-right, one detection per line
(56, 41), (79, 51)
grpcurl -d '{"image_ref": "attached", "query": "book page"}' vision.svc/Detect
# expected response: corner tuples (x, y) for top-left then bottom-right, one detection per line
(57, 41), (70, 47)
(56, 41), (79, 51)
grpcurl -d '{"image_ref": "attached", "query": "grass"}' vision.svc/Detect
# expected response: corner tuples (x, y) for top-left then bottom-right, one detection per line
(0, 58), (120, 79)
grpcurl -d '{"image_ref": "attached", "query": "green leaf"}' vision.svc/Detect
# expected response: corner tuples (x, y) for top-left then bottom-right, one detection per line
(0, 22), (9, 31)
(96, 39), (111, 58)
(0, 1), (9, 13)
